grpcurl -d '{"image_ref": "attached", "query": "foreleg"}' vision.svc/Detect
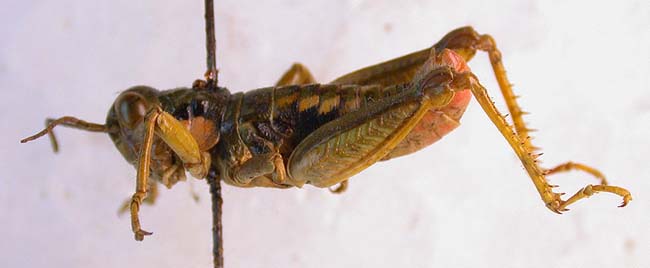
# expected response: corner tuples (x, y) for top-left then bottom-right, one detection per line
(129, 107), (211, 241)
(119, 182), (158, 215)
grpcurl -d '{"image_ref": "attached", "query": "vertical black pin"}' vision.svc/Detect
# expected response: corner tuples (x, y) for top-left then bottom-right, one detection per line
(207, 170), (224, 268)
(203, 0), (223, 267)
(205, 0), (218, 86)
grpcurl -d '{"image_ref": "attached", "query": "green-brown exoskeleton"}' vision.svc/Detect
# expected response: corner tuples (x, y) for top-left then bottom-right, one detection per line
(22, 26), (632, 244)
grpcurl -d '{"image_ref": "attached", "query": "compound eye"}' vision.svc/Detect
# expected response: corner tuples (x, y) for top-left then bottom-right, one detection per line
(115, 93), (148, 128)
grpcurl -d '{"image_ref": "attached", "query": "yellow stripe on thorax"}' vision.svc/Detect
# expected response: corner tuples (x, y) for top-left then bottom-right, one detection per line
(318, 95), (341, 114)
(298, 95), (320, 112)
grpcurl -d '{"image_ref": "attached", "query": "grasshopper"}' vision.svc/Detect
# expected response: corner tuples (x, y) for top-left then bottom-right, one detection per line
(21, 0), (632, 267)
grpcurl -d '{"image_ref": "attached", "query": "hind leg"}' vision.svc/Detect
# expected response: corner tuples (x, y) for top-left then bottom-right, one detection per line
(466, 71), (631, 212)
(287, 53), (457, 188)
(334, 26), (632, 211)
(453, 29), (631, 211)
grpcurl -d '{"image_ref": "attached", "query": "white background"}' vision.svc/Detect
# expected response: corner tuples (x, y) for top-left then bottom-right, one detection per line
(1, 0), (649, 267)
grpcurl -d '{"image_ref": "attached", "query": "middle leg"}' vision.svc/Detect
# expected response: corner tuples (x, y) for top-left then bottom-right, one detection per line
(276, 63), (316, 86)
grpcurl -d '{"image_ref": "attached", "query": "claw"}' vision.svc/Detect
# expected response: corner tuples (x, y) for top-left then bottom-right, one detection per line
(135, 229), (153, 241)
(619, 194), (632, 208)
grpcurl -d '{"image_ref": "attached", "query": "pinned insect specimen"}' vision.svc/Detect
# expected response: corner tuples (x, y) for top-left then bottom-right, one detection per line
(20, 0), (632, 267)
